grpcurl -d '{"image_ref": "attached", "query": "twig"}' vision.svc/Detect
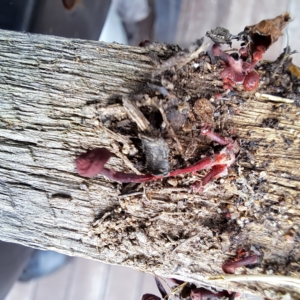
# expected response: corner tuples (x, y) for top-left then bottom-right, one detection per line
(142, 186), (151, 202)
(154, 277), (168, 298)
(122, 96), (152, 132)
(171, 233), (199, 255)
(207, 274), (300, 289)
(255, 92), (294, 103)
(118, 191), (144, 198)
(111, 142), (142, 174)
(102, 125), (133, 145)
(155, 187), (189, 193)
(153, 42), (210, 76)
(150, 211), (193, 222)
(271, 31), (290, 78)
(151, 97), (183, 155)
(92, 211), (111, 227)
(176, 42), (210, 70)
(169, 282), (188, 298)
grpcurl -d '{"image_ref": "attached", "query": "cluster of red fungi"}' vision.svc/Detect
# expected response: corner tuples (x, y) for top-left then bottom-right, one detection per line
(212, 43), (265, 91)
(75, 40), (267, 190)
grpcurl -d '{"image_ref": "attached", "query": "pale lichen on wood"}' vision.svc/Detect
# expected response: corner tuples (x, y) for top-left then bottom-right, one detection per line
(0, 29), (155, 256)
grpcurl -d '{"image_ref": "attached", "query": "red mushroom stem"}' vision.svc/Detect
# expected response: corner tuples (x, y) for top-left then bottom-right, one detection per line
(190, 287), (237, 299)
(222, 255), (258, 274)
(75, 126), (237, 191)
(201, 125), (232, 145)
(141, 294), (161, 300)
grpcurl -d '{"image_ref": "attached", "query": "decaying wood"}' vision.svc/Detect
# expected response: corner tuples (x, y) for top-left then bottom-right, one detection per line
(123, 96), (152, 132)
(0, 27), (300, 299)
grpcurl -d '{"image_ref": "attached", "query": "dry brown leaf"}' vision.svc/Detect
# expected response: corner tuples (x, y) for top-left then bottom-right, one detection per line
(243, 12), (291, 51)
(288, 62), (300, 79)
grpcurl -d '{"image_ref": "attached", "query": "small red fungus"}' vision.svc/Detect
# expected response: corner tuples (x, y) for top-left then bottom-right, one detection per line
(192, 164), (228, 193)
(201, 125), (232, 146)
(243, 71), (260, 91)
(141, 294), (161, 300)
(75, 148), (156, 182)
(222, 255), (258, 274)
(239, 47), (248, 59)
(76, 148), (111, 177)
(75, 126), (238, 192)
(190, 288), (237, 300)
(212, 43), (265, 91)
(76, 148), (156, 182)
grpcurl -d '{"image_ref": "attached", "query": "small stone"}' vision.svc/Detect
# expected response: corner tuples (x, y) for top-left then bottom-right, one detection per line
(230, 212), (240, 219)
(254, 201), (260, 207)
(167, 178), (178, 187)
(129, 146), (138, 156)
(285, 234), (294, 243)
(177, 201), (184, 209)
(237, 205), (247, 212)
(178, 102), (190, 113)
(182, 122), (193, 132)
(206, 62), (212, 71)
(228, 205), (235, 213)
(244, 201), (251, 207)
(259, 171), (267, 178)
(264, 290), (272, 298)
(122, 146), (130, 155)
(80, 184), (88, 191)
(136, 231), (148, 244)
(161, 78), (174, 90)
(236, 219), (244, 227)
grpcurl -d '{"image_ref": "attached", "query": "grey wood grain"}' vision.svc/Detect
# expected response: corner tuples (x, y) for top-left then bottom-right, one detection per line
(0, 29), (154, 260)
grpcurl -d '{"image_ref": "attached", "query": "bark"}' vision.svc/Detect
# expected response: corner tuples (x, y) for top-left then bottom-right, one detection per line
(0, 29), (300, 298)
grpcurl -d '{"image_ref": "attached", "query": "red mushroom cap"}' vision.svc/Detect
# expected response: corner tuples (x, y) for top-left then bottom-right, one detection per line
(75, 148), (111, 177)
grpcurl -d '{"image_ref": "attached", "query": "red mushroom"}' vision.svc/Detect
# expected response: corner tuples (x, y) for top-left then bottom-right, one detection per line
(75, 126), (238, 192)
(212, 43), (265, 91)
(222, 255), (258, 274)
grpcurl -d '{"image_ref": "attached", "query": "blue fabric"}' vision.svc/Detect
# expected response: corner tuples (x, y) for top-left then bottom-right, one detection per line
(19, 250), (71, 281)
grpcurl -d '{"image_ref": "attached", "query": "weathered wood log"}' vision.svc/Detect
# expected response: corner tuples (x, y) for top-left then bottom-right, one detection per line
(0, 29), (300, 298)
